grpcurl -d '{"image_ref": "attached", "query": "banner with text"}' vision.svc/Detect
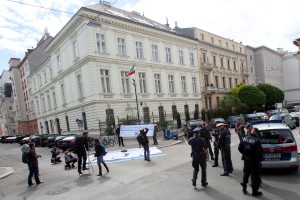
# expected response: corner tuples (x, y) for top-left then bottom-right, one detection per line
(120, 124), (155, 137)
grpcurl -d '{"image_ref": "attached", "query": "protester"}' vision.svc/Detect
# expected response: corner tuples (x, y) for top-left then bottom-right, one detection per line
(94, 138), (109, 176)
(64, 150), (77, 170)
(27, 142), (43, 186)
(153, 124), (159, 145)
(189, 127), (208, 187)
(238, 127), (263, 196)
(116, 125), (125, 147)
(136, 128), (150, 161)
(51, 147), (62, 164)
(74, 132), (89, 175)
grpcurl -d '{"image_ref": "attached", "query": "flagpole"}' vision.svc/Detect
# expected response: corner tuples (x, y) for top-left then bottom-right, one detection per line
(132, 78), (140, 125)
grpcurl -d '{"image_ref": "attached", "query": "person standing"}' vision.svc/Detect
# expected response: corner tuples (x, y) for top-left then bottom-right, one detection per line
(74, 131), (89, 175)
(238, 127), (263, 196)
(217, 123), (233, 176)
(153, 124), (159, 145)
(27, 142), (43, 186)
(235, 118), (245, 141)
(116, 125), (125, 147)
(94, 138), (109, 176)
(200, 122), (214, 160)
(188, 127), (208, 187)
(137, 128), (150, 161)
(245, 123), (253, 135)
(211, 127), (220, 167)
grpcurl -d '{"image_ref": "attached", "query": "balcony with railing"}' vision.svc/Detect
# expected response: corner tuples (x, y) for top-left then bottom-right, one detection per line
(201, 62), (214, 70)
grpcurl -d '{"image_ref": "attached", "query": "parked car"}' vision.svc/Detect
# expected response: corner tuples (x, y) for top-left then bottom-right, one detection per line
(256, 112), (269, 120)
(184, 119), (204, 138)
(47, 135), (60, 148)
(0, 136), (10, 143)
(208, 118), (227, 130)
(54, 136), (68, 148)
(275, 108), (289, 115)
(227, 115), (245, 128)
(20, 136), (31, 146)
(5, 136), (17, 143)
(59, 135), (77, 151)
(289, 112), (300, 127)
(269, 114), (296, 129)
(30, 135), (42, 146)
(266, 110), (277, 117)
(243, 113), (261, 123)
(254, 123), (298, 170)
(41, 134), (50, 147)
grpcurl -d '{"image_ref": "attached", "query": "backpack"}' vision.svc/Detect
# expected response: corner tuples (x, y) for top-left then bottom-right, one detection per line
(22, 152), (29, 164)
(136, 134), (145, 145)
(99, 144), (107, 156)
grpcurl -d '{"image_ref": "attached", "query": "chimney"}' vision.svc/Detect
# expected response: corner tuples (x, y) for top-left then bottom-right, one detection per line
(9, 58), (21, 69)
(166, 17), (169, 28)
(175, 21), (178, 28)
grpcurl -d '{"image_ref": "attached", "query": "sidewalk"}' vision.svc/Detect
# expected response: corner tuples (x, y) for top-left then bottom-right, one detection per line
(0, 167), (14, 180)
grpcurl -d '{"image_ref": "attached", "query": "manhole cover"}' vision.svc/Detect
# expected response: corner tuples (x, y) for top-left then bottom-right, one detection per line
(46, 186), (71, 195)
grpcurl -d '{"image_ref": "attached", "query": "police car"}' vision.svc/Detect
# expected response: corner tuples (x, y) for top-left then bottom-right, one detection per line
(253, 123), (299, 170)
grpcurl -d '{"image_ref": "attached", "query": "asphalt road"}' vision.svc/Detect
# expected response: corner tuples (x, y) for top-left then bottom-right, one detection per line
(0, 128), (300, 200)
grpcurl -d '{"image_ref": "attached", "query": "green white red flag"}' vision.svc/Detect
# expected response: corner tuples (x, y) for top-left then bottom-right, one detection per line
(127, 64), (136, 76)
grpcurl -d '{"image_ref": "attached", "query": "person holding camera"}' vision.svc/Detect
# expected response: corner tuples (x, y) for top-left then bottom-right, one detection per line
(136, 128), (150, 161)
(27, 142), (43, 186)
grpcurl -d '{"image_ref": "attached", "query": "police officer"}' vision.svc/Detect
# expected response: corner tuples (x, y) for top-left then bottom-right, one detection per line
(217, 123), (233, 176)
(238, 127), (263, 196)
(188, 127), (208, 187)
(211, 127), (219, 167)
(200, 122), (214, 160)
(245, 123), (253, 135)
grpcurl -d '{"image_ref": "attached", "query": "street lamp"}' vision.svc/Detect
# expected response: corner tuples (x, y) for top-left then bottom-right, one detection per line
(132, 79), (140, 125)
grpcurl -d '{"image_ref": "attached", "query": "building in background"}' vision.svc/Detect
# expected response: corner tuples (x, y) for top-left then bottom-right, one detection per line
(245, 46), (284, 89)
(29, 2), (201, 136)
(175, 26), (248, 110)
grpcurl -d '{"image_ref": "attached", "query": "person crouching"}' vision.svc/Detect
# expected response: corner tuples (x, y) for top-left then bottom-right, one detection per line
(51, 147), (62, 164)
(64, 150), (77, 170)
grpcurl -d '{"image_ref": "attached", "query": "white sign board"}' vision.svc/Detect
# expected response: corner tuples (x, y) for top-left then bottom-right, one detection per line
(120, 124), (155, 137)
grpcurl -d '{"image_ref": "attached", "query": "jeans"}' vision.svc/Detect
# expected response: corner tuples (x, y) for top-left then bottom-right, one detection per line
(28, 165), (41, 185)
(192, 153), (207, 183)
(142, 144), (150, 160)
(77, 152), (87, 172)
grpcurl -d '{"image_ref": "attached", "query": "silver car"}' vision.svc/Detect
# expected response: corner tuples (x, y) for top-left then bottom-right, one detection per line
(254, 123), (299, 170)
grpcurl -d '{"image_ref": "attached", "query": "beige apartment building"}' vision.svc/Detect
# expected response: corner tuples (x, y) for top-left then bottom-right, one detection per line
(175, 27), (248, 110)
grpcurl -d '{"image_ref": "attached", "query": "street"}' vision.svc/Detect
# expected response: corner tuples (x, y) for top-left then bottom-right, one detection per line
(0, 128), (300, 200)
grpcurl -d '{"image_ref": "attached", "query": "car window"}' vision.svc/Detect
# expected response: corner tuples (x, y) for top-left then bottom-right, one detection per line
(189, 121), (202, 126)
(259, 129), (294, 144)
(270, 115), (282, 120)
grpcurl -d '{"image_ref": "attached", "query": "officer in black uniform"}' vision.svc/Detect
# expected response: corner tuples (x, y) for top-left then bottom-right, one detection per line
(200, 122), (214, 160)
(217, 123), (233, 176)
(238, 127), (263, 196)
(188, 127), (208, 187)
(211, 127), (220, 167)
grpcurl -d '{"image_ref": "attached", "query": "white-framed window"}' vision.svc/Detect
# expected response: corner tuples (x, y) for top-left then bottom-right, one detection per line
(47, 95), (51, 111)
(138, 72), (147, 93)
(135, 41), (143, 58)
(56, 54), (62, 71)
(121, 71), (130, 93)
(36, 99), (40, 114)
(49, 67), (53, 79)
(250, 66), (254, 73)
(60, 84), (66, 104)
(73, 40), (79, 59)
(168, 75), (175, 93)
(166, 47), (172, 63)
(227, 59), (230, 69)
(181, 76), (186, 93)
(249, 55), (253, 61)
(190, 52), (195, 66)
(152, 45), (158, 61)
(229, 78), (232, 88)
(96, 33), (106, 53)
(41, 97), (46, 112)
(100, 69), (111, 93)
(179, 50), (184, 65)
(52, 91), (57, 109)
(43, 71), (47, 84)
(33, 78), (37, 91)
(117, 37), (126, 56)
(76, 74), (84, 98)
(38, 75), (42, 87)
(154, 73), (161, 93)
(192, 77), (197, 93)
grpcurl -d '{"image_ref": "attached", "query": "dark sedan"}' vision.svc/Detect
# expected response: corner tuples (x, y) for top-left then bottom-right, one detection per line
(59, 135), (77, 151)
(184, 119), (204, 138)
(19, 136), (31, 146)
(208, 118), (227, 130)
(30, 135), (42, 146)
(47, 135), (60, 148)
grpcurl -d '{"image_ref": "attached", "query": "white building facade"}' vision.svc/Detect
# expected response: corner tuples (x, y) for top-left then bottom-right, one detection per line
(29, 2), (201, 136)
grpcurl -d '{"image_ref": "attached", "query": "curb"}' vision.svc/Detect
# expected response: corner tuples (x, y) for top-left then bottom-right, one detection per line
(158, 140), (183, 149)
(0, 167), (14, 180)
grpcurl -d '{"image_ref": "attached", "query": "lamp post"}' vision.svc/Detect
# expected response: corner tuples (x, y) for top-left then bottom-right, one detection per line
(132, 79), (140, 125)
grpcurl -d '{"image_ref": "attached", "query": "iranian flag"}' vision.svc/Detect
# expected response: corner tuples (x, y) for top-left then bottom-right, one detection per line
(127, 64), (136, 76)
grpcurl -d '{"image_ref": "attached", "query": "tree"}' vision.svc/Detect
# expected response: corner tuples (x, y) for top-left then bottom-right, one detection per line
(274, 87), (284, 103)
(238, 85), (266, 108)
(176, 112), (182, 128)
(219, 95), (248, 114)
(256, 84), (277, 109)
(185, 110), (190, 122)
(229, 83), (246, 97)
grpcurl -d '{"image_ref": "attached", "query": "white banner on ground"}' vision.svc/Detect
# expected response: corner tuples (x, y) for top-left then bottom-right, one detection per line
(120, 124), (155, 137)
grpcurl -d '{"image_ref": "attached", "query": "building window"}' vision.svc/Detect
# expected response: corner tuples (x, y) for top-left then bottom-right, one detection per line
(73, 40), (79, 59)
(166, 47), (172, 62)
(204, 74), (209, 87)
(211, 37), (214, 44)
(135, 41), (143, 58)
(233, 61), (236, 70)
(202, 53), (206, 63)
(52, 91), (57, 109)
(235, 78), (238, 86)
(57, 54), (62, 71)
(181, 76), (187, 93)
(105, 109), (115, 127)
(222, 77), (226, 88)
(192, 77), (197, 93)
(227, 59), (230, 69)
(66, 116), (70, 131)
(138, 72), (147, 93)
(121, 71), (130, 93)
(154, 73), (161, 93)
(229, 78), (232, 88)
(100, 69), (111, 93)
(168, 75), (175, 93)
(152, 45), (158, 61)
(179, 50), (184, 65)
(82, 112), (88, 130)
(49, 67), (53, 79)
(216, 97), (220, 107)
(43, 71), (47, 84)
(200, 33), (204, 40)
(213, 56), (216, 66)
(42, 97), (46, 112)
(172, 105), (177, 120)
(215, 76), (219, 88)
(60, 84), (66, 104)
(96, 33), (106, 53)
(117, 37), (126, 56)
(33, 79), (36, 91)
(190, 52), (195, 66)
(219, 40), (222, 46)
(76, 74), (84, 98)
(232, 45), (235, 51)
(249, 55), (253, 61)
(38, 75), (42, 87)
(36, 99), (40, 114)
(239, 47), (242, 53)
(226, 42), (228, 49)
(241, 62), (244, 71)
(47, 95), (51, 111)
(220, 57), (224, 68)
(250, 66), (254, 73)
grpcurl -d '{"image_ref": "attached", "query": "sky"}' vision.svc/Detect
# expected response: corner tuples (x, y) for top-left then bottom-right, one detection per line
(1, 0), (300, 73)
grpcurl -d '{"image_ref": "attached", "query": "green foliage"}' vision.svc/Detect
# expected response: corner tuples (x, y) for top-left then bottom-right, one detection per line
(194, 109), (199, 119)
(229, 83), (246, 97)
(201, 109), (206, 121)
(219, 95), (248, 114)
(274, 87), (284, 103)
(105, 127), (114, 136)
(158, 119), (168, 131)
(238, 85), (266, 107)
(256, 84), (277, 108)
(176, 112), (182, 128)
(185, 110), (190, 122)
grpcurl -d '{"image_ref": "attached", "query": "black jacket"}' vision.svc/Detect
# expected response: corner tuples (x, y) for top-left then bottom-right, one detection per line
(218, 128), (231, 149)
(28, 149), (38, 166)
(238, 134), (263, 161)
(74, 136), (89, 154)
